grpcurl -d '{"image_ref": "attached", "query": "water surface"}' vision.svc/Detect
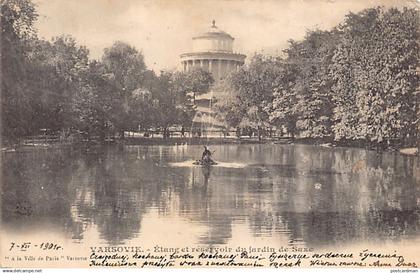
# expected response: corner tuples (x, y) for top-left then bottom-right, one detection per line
(2, 144), (419, 250)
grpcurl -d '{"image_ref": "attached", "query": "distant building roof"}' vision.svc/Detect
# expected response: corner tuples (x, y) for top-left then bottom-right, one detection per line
(193, 20), (234, 40)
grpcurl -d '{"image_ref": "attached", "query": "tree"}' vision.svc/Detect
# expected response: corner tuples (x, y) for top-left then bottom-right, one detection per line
(184, 67), (214, 97)
(130, 70), (157, 131)
(268, 61), (299, 138)
(285, 30), (338, 139)
(170, 68), (214, 128)
(329, 35), (360, 141)
(27, 36), (89, 132)
(330, 7), (419, 146)
(171, 71), (196, 128)
(73, 61), (119, 140)
(1, 0), (38, 141)
(101, 41), (147, 138)
(152, 71), (178, 135)
(213, 79), (245, 130)
(229, 54), (280, 140)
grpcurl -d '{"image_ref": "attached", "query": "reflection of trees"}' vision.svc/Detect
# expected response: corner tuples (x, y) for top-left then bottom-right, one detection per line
(245, 145), (420, 248)
(3, 144), (419, 248)
(197, 166), (236, 245)
(70, 146), (155, 244)
(2, 148), (78, 230)
(177, 166), (234, 245)
(119, 144), (420, 247)
(89, 149), (143, 244)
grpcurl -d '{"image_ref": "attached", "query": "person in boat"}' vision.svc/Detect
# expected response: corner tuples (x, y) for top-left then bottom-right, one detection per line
(202, 146), (212, 161)
(194, 146), (216, 166)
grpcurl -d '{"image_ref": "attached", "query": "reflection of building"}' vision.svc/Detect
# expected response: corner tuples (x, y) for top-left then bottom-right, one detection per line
(180, 20), (246, 81)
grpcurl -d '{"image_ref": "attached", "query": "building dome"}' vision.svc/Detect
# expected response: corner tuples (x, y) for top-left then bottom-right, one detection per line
(193, 20), (234, 40)
(180, 20), (246, 81)
(192, 20), (235, 53)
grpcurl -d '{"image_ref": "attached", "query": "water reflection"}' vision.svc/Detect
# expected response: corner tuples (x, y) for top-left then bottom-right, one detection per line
(2, 144), (419, 248)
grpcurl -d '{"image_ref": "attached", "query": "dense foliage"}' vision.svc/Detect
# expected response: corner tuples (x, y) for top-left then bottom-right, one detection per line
(1, 1), (418, 149)
(1, 0), (213, 143)
(215, 7), (419, 147)
(330, 7), (419, 146)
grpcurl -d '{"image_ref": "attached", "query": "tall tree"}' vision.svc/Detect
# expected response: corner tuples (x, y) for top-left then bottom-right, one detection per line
(330, 7), (419, 146)
(184, 67), (214, 97)
(101, 41), (147, 137)
(73, 61), (119, 140)
(152, 71), (178, 135)
(1, 0), (38, 141)
(171, 68), (214, 127)
(130, 70), (157, 132)
(27, 36), (89, 132)
(213, 79), (245, 130)
(285, 30), (338, 139)
(268, 61), (299, 138)
(229, 54), (279, 140)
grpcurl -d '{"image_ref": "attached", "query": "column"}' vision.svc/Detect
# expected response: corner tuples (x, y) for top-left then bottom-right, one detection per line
(200, 59), (203, 68)
(218, 59), (222, 80)
(209, 60), (213, 74)
(204, 59), (209, 72)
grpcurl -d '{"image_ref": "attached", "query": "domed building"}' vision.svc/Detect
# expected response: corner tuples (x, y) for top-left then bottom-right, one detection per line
(180, 20), (246, 81)
(180, 21), (246, 136)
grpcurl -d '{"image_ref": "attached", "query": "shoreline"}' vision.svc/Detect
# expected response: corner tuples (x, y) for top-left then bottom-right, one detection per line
(1, 136), (418, 157)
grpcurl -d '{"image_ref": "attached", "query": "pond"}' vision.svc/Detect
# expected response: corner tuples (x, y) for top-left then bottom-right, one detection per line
(1, 144), (419, 257)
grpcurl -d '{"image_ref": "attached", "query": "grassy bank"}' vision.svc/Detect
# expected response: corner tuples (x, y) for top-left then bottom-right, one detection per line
(2, 135), (418, 157)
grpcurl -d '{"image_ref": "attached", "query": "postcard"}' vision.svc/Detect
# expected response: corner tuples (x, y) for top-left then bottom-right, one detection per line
(1, 0), (419, 270)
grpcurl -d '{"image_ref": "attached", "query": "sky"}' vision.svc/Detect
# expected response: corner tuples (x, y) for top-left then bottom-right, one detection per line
(34, 0), (417, 72)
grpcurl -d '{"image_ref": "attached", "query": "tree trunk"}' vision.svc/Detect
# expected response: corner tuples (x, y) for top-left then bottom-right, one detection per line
(99, 130), (105, 142)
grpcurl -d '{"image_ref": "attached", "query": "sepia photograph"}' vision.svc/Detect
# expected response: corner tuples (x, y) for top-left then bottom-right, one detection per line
(1, 0), (419, 270)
